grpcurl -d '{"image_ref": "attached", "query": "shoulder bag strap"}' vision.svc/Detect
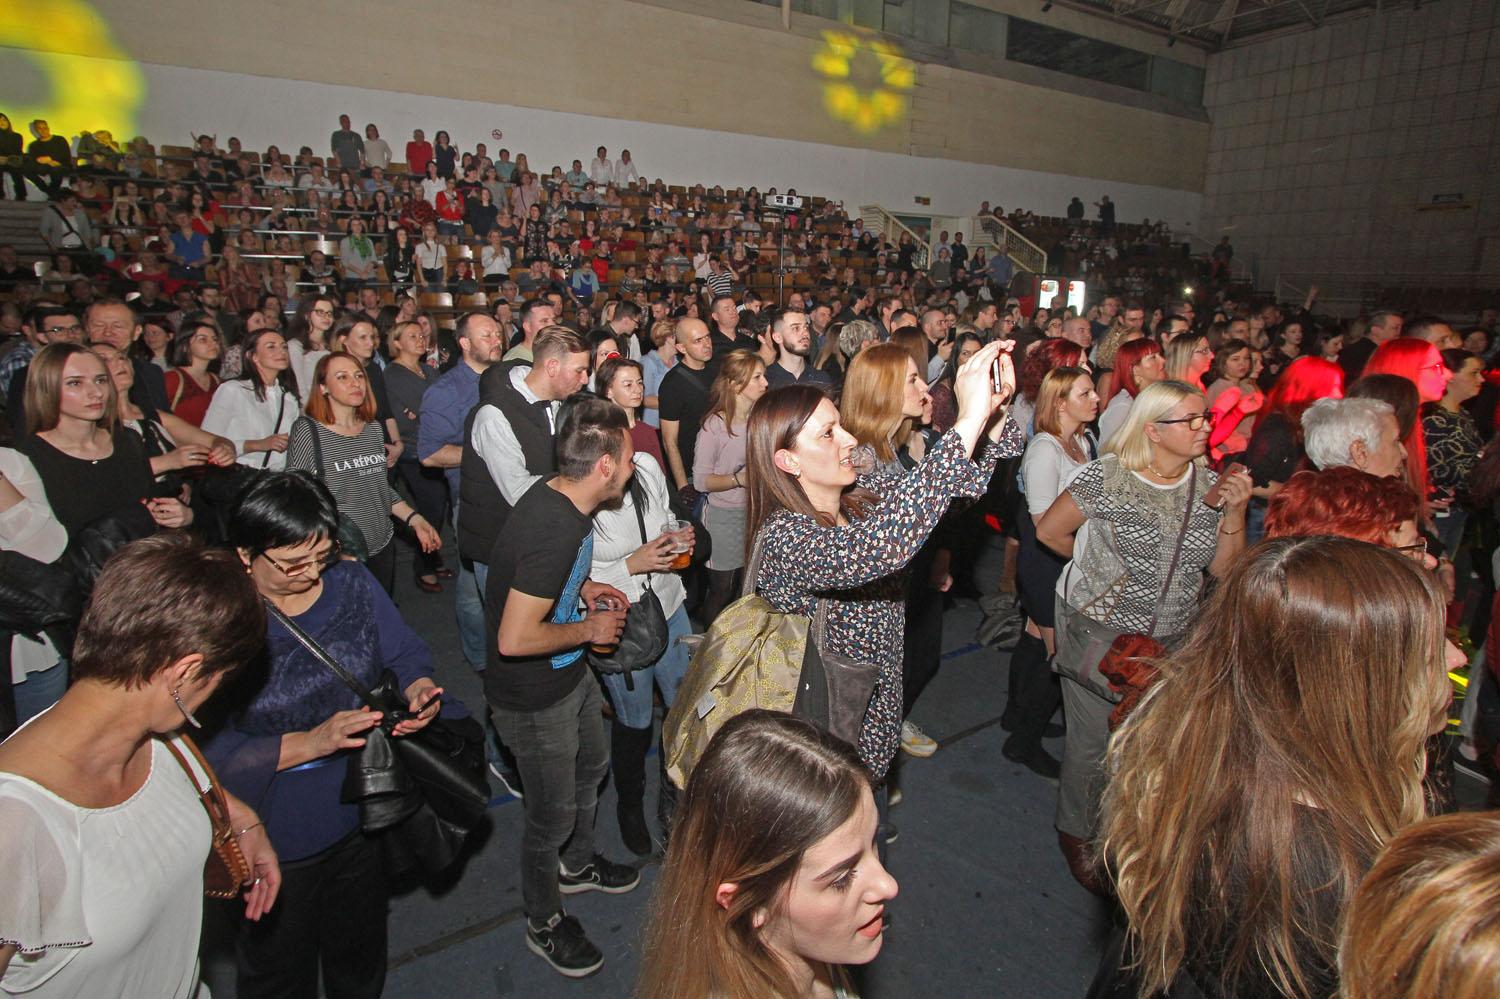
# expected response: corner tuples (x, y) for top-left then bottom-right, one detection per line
(260, 387), (287, 468)
(1145, 463), (1197, 636)
(631, 476), (654, 593)
(263, 599), (375, 707)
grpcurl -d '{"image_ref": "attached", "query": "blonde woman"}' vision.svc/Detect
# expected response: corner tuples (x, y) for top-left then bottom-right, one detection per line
(692, 349), (769, 623)
(1096, 537), (1460, 997)
(1036, 379), (1251, 893)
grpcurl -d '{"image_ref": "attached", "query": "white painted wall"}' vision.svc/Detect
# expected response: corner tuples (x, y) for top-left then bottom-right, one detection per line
(101, 61), (1202, 230)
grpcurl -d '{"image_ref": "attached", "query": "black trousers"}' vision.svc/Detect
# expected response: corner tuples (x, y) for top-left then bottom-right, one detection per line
(395, 459), (447, 577)
(365, 540), (397, 596)
(902, 581), (945, 717)
(236, 832), (388, 999)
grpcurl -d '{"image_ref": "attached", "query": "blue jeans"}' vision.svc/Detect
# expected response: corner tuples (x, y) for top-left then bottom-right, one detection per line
(453, 509), (488, 670)
(489, 677), (609, 920)
(600, 605), (692, 729)
(13, 660), (68, 724)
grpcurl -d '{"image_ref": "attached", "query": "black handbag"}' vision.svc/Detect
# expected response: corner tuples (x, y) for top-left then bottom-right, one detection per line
(264, 601), (489, 875)
(588, 479), (669, 687)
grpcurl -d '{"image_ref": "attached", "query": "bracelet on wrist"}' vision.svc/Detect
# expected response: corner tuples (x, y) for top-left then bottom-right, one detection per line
(235, 821), (264, 837)
(1218, 523), (1244, 536)
(402, 510), (419, 526)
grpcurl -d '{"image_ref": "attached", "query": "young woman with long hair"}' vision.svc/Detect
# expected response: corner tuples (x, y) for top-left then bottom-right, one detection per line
(637, 710), (897, 999)
(1364, 337), (1454, 527)
(286, 353), (439, 594)
(1096, 536), (1460, 998)
(693, 349), (770, 624)
(1007, 367), (1098, 778)
(840, 342), (951, 760)
(284, 293), (337, 396)
(163, 320), (222, 426)
(201, 327), (301, 470)
(743, 341), (1021, 780)
(1240, 356), (1346, 540)
(1423, 348), (1485, 553)
(1097, 337), (1165, 443)
(1163, 331), (1213, 389)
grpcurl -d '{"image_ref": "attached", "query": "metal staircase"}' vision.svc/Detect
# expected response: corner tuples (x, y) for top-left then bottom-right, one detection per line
(859, 205), (1047, 275)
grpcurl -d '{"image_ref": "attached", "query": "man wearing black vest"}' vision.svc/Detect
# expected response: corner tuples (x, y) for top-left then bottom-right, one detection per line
(459, 325), (592, 594)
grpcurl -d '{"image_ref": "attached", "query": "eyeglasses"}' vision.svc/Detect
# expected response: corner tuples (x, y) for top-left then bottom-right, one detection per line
(258, 544), (341, 577)
(1155, 412), (1216, 431)
(1394, 539), (1428, 558)
(312, 308), (334, 317)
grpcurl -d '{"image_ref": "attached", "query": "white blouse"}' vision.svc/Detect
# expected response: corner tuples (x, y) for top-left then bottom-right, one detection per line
(0, 450), (68, 683)
(201, 379), (301, 471)
(589, 453), (687, 618)
(285, 341), (328, 398)
(0, 734), (212, 998)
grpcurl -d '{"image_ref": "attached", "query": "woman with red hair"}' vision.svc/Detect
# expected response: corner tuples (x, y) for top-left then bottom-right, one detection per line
(1013, 338), (1088, 435)
(1364, 337), (1454, 527)
(1096, 338), (1164, 444)
(1265, 466), (1427, 555)
(1241, 356), (1346, 540)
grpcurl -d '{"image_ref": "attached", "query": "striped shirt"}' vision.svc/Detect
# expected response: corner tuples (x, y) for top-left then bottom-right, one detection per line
(286, 418), (399, 555)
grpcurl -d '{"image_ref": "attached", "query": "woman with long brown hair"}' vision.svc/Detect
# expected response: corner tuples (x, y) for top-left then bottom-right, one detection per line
(840, 342), (947, 760)
(637, 710), (897, 999)
(1095, 536), (1461, 998)
(693, 349), (769, 623)
(743, 341), (1021, 781)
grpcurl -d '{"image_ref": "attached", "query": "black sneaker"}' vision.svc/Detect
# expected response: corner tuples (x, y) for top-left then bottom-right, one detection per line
(559, 855), (641, 895)
(1002, 735), (1062, 780)
(526, 912), (603, 978)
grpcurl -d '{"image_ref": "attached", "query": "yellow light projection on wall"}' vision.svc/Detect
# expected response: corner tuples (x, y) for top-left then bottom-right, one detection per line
(812, 29), (915, 136)
(6, 0), (144, 140)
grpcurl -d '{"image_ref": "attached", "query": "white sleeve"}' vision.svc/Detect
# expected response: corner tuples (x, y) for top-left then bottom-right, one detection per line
(0, 786), (90, 959)
(471, 404), (541, 505)
(202, 382), (254, 457)
(1020, 434), (1067, 517)
(0, 450), (68, 563)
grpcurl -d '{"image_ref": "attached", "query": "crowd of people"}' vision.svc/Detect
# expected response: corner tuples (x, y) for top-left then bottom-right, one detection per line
(3, 115), (1500, 999)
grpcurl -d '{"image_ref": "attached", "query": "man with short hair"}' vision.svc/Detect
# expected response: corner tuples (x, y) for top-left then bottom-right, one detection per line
(1405, 315), (1459, 350)
(808, 300), (833, 358)
(419, 312), (506, 669)
(0, 245), (32, 293)
(949, 231), (969, 270)
(589, 146), (613, 187)
(86, 298), (169, 411)
(764, 308), (831, 388)
(1061, 316), (1092, 350)
(598, 300), (643, 359)
(613, 149), (639, 188)
(485, 395), (640, 978)
(1090, 295), (1121, 341)
(921, 308), (950, 382)
(1158, 314), (1190, 345)
(4, 306), (82, 430)
(659, 318), (716, 506)
(298, 161), (336, 194)
(165, 210), (210, 282)
(504, 299), (557, 362)
(330, 114), (364, 173)
(875, 294), (902, 339)
(39, 190), (95, 256)
(1121, 301), (1146, 334)
(890, 308), (917, 332)
(706, 293), (756, 363)
(1339, 310), (1403, 382)
(835, 286), (872, 326)
(564, 160), (589, 192)
(25, 120), (70, 198)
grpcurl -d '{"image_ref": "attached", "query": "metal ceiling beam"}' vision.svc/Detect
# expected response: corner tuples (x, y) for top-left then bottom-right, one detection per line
(1216, 0), (1242, 42)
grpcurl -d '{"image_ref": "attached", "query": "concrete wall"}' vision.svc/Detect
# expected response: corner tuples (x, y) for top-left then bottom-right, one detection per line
(1, 0), (1207, 225)
(1200, 0), (1500, 289)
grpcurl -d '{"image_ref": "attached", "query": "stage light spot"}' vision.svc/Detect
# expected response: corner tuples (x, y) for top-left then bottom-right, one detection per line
(812, 29), (914, 136)
(4, 0), (145, 141)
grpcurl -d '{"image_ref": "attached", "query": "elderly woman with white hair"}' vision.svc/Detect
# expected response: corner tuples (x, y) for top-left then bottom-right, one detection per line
(814, 318), (881, 387)
(1302, 397), (1407, 478)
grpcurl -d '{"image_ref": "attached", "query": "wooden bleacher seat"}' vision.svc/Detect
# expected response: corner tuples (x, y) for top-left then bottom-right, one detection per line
(446, 244), (474, 261)
(456, 293), (488, 309)
(420, 292), (454, 310)
(303, 239), (338, 257)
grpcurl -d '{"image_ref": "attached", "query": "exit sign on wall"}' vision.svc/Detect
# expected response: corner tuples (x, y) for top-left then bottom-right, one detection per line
(914, 196), (931, 205)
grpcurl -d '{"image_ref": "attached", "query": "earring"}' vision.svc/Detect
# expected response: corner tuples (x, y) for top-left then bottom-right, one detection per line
(172, 686), (202, 729)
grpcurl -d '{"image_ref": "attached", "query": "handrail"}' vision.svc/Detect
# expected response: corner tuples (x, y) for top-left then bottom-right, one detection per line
(974, 213), (1047, 274)
(859, 205), (929, 269)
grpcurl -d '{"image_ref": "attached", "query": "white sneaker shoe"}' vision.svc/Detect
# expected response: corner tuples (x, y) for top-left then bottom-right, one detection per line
(900, 720), (939, 758)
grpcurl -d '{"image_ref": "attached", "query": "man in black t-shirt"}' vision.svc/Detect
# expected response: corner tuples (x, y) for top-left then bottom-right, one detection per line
(483, 396), (640, 978)
(657, 317), (716, 509)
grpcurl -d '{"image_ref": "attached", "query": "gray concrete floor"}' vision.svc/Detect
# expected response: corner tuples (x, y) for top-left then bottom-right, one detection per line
(197, 532), (1127, 996)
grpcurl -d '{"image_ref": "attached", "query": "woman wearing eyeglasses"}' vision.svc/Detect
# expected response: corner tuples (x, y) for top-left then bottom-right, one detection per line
(205, 470), (445, 999)
(1035, 379), (1251, 895)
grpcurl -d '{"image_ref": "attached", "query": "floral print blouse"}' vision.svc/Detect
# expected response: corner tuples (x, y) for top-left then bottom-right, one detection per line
(755, 419), (1024, 778)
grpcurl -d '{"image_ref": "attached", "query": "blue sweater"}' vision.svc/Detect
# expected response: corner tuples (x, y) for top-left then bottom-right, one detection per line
(204, 561), (435, 862)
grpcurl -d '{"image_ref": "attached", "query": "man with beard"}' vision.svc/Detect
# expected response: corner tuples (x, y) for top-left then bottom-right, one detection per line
(763, 307), (831, 388)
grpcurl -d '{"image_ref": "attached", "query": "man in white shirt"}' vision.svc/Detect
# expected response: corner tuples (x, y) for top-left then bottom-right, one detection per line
(589, 146), (614, 187)
(297, 161), (336, 193)
(613, 150), (639, 188)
